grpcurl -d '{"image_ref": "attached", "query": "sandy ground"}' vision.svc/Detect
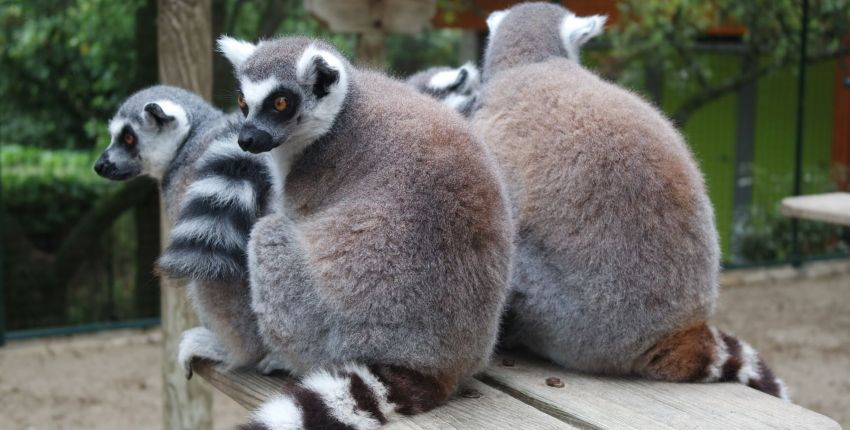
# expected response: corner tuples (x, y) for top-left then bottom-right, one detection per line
(1, 273), (848, 429)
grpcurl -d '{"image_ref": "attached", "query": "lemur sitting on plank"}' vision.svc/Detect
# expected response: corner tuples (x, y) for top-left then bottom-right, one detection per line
(94, 85), (281, 373)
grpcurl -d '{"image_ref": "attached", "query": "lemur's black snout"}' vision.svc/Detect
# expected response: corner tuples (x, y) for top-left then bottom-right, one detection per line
(238, 125), (276, 154)
(94, 155), (111, 176)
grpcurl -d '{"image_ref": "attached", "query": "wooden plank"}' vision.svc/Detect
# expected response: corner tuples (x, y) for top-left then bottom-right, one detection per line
(192, 360), (578, 429)
(479, 352), (841, 430)
(781, 192), (850, 226)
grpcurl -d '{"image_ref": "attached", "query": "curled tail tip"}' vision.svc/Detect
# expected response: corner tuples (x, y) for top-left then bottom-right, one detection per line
(638, 323), (790, 401)
(713, 329), (791, 401)
(156, 250), (246, 282)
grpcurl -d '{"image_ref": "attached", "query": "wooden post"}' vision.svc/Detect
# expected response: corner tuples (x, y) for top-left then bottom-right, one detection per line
(157, 0), (214, 429)
(356, 30), (386, 69)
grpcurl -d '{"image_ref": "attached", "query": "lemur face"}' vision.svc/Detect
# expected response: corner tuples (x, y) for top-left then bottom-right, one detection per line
(485, 3), (606, 65)
(218, 36), (349, 157)
(95, 97), (190, 181)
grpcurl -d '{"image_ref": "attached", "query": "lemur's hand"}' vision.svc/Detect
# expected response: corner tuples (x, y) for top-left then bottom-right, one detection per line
(255, 353), (291, 375)
(178, 327), (229, 379)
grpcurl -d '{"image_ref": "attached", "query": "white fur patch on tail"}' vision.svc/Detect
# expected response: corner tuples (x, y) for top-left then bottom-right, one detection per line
(301, 369), (384, 430)
(254, 395), (303, 430)
(704, 327), (729, 382)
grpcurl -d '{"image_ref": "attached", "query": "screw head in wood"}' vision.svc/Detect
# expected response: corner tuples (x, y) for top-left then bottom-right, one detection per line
(460, 388), (483, 399)
(545, 377), (564, 388)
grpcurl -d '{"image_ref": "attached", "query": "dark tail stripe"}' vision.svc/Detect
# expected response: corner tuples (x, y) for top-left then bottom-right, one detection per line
(291, 385), (356, 430)
(719, 332), (742, 382)
(348, 373), (387, 424)
(369, 365), (451, 416)
(158, 146), (274, 282)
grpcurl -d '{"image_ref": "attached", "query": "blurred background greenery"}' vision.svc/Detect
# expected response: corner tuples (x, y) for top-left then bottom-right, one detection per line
(1, 0), (849, 335)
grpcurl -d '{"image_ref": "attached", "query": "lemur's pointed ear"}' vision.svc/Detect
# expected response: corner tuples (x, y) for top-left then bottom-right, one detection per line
(560, 14), (607, 62)
(217, 35), (256, 69)
(486, 10), (508, 34)
(143, 102), (175, 126)
(296, 46), (345, 99)
(428, 66), (471, 92)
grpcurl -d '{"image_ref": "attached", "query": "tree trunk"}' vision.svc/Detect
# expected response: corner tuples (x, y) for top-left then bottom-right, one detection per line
(356, 31), (386, 70)
(157, 1), (214, 429)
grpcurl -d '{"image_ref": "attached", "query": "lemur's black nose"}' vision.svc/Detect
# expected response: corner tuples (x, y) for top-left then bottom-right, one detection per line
(94, 155), (109, 176)
(238, 125), (276, 154)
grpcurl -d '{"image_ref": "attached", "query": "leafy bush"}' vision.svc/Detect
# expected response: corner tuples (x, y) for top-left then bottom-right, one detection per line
(0, 0), (141, 149)
(2, 144), (112, 249)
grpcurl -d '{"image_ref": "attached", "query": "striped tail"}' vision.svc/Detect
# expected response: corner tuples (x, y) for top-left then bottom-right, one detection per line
(241, 364), (455, 430)
(635, 322), (790, 401)
(158, 137), (277, 282)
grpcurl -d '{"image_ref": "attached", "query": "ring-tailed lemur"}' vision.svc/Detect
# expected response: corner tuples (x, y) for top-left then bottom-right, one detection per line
(94, 85), (281, 372)
(474, 3), (788, 400)
(405, 62), (481, 117)
(185, 35), (513, 429)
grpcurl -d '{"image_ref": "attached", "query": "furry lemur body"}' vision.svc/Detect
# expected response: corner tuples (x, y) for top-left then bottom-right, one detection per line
(184, 36), (514, 429)
(471, 2), (788, 399)
(94, 85), (280, 371)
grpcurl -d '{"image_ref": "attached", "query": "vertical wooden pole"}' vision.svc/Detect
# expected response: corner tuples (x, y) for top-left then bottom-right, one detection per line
(356, 30), (386, 70)
(157, 1), (213, 429)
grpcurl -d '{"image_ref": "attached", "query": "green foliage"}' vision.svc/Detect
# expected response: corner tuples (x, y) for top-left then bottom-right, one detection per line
(733, 168), (850, 263)
(0, 0), (142, 149)
(604, 0), (850, 124)
(1, 144), (111, 248)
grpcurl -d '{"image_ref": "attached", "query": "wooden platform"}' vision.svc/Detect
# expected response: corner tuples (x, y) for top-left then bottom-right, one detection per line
(781, 192), (850, 226)
(194, 351), (841, 429)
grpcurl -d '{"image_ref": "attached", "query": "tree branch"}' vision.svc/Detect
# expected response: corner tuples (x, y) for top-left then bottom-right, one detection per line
(52, 177), (158, 284)
(672, 47), (848, 126)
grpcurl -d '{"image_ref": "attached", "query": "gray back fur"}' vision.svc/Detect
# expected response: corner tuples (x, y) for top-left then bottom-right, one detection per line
(475, 3), (719, 373)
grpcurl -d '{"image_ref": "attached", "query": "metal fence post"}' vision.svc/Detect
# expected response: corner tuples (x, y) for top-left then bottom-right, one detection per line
(1, 141), (5, 346)
(791, 0), (810, 267)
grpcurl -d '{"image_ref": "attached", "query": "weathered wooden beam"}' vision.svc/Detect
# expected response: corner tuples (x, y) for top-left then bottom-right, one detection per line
(479, 351), (841, 430)
(192, 359), (579, 429)
(157, 0), (214, 429)
(781, 192), (850, 226)
(194, 351), (840, 429)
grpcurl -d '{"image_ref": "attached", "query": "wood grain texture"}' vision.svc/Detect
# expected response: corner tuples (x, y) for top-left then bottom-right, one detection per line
(305, 0), (436, 33)
(781, 192), (850, 226)
(192, 360), (578, 429)
(479, 351), (841, 430)
(157, 1), (214, 429)
(158, 0), (213, 99)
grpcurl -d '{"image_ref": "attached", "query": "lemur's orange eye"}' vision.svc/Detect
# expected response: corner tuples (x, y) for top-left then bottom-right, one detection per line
(274, 96), (288, 112)
(237, 94), (247, 109)
(123, 133), (134, 145)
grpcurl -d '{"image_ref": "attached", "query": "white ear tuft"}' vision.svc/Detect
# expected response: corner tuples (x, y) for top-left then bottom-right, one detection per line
(560, 14), (607, 62)
(217, 35), (257, 68)
(295, 45), (346, 96)
(486, 10), (508, 34)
